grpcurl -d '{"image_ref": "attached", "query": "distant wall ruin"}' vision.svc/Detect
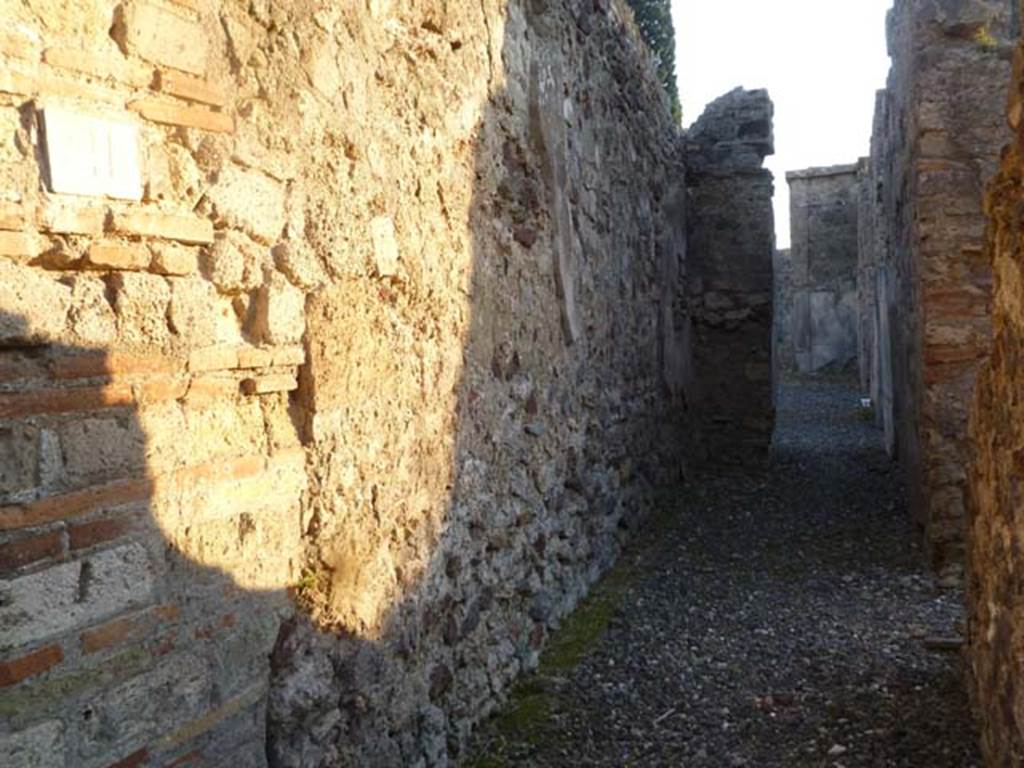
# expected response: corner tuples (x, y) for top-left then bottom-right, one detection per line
(780, 165), (861, 378)
(685, 88), (777, 462)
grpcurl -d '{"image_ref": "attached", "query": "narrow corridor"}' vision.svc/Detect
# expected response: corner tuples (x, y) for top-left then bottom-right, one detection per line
(469, 382), (979, 767)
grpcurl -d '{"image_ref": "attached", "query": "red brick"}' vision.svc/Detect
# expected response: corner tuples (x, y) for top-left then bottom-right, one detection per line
(156, 70), (225, 107)
(0, 383), (134, 419)
(0, 29), (41, 61)
(272, 346), (306, 367)
(0, 231), (43, 262)
(112, 210), (215, 245)
(0, 645), (63, 687)
(235, 347), (273, 369)
(0, 477), (153, 531)
(129, 99), (233, 134)
(166, 750), (204, 767)
(0, 531), (64, 575)
(43, 48), (154, 88)
(0, 203), (24, 230)
(51, 352), (182, 380)
(85, 243), (151, 271)
(69, 514), (135, 551)
(240, 374), (297, 395)
(106, 748), (149, 768)
(39, 205), (106, 236)
(81, 613), (148, 654)
(188, 347), (238, 373)
(155, 604), (182, 622)
(133, 377), (189, 406)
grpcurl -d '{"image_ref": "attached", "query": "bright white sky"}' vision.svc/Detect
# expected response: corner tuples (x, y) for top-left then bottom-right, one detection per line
(673, 0), (893, 248)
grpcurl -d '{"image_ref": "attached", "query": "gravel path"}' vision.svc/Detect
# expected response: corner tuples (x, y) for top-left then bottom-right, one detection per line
(467, 381), (980, 767)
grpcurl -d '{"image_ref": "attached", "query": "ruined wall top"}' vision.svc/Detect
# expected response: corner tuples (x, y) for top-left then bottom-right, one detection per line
(786, 164), (860, 183)
(686, 88), (774, 174)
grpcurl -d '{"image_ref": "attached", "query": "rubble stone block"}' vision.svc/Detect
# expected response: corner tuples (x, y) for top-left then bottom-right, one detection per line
(110, 271), (172, 347)
(114, 0), (208, 75)
(0, 543), (154, 651)
(0, 720), (65, 767)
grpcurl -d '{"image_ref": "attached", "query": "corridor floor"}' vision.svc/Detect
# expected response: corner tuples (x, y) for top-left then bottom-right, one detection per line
(468, 382), (980, 767)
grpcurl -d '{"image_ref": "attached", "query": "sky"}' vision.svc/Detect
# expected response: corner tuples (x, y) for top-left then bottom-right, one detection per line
(673, 0), (894, 248)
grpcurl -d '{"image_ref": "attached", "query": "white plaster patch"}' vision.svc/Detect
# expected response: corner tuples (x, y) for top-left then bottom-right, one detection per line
(42, 106), (143, 200)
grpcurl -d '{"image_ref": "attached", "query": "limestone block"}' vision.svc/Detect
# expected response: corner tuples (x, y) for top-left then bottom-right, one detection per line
(113, 0), (208, 75)
(0, 720), (64, 768)
(207, 165), (287, 243)
(252, 276), (305, 345)
(0, 261), (72, 346)
(0, 543), (154, 651)
(59, 417), (147, 486)
(67, 275), (118, 346)
(168, 276), (220, 347)
(145, 142), (205, 209)
(0, 425), (39, 499)
(150, 242), (198, 276)
(79, 653), (209, 760)
(370, 216), (400, 277)
(110, 271), (172, 347)
(204, 230), (267, 293)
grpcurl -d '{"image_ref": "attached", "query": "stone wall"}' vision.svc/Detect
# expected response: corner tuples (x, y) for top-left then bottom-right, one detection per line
(0, 1), (688, 766)
(685, 88), (776, 462)
(782, 165), (861, 378)
(861, 0), (1014, 578)
(968, 3), (1024, 760)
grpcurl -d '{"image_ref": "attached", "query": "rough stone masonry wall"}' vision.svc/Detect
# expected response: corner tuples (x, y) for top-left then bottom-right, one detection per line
(968, 7), (1024, 761)
(0, 1), (687, 766)
(863, 0), (1014, 578)
(685, 88), (776, 463)
(782, 165), (861, 378)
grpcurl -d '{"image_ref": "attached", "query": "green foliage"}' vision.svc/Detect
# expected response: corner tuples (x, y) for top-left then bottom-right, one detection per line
(625, 0), (681, 123)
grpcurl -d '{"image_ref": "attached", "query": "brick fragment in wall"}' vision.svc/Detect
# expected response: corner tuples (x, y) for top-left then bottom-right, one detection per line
(129, 98), (233, 133)
(113, 0), (208, 75)
(112, 210), (214, 244)
(43, 47), (154, 88)
(85, 242), (151, 271)
(241, 374), (298, 395)
(156, 69), (226, 106)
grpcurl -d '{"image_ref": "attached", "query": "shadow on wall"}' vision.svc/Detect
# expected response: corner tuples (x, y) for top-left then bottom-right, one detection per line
(0, 2), (687, 767)
(267, 2), (689, 765)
